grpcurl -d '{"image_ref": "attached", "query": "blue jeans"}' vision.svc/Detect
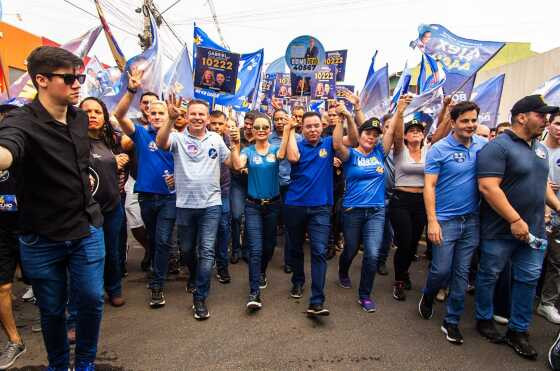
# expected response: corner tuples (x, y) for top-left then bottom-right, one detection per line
(475, 238), (546, 332)
(139, 193), (176, 289)
(285, 205), (331, 305)
(339, 207), (385, 299)
(423, 214), (479, 324)
(245, 200), (281, 293)
(230, 178), (247, 258)
(215, 197), (231, 270)
(379, 199), (393, 264)
(19, 226), (105, 369)
(177, 206), (221, 301)
(280, 185), (292, 268)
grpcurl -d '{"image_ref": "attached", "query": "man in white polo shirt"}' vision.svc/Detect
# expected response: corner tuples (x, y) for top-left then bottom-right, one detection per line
(157, 98), (235, 321)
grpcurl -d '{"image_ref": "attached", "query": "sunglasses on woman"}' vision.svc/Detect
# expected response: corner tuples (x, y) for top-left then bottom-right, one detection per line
(253, 124), (270, 131)
(41, 73), (86, 85)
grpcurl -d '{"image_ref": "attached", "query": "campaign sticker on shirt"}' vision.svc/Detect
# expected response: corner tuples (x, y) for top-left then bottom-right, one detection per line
(0, 170), (9, 182)
(556, 158), (560, 167)
(376, 166), (384, 174)
(253, 156), (263, 165)
(535, 148), (546, 159)
(208, 148), (218, 159)
(0, 195), (17, 212)
(88, 167), (100, 196)
(266, 153), (276, 163)
(452, 152), (466, 163)
(186, 143), (200, 156)
(148, 141), (158, 152)
(319, 148), (328, 158)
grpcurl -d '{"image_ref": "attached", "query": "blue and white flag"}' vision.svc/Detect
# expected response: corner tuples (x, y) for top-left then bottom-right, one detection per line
(265, 56), (288, 75)
(360, 60), (389, 119)
(309, 99), (326, 113)
(471, 74), (505, 128)
(412, 24), (504, 97)
(193, 25), (264, 112)
(533, 74), (560, 107)
(404, 60), (447, 116)
(163, 46), (194, 100)
(390, 62), (411, 112)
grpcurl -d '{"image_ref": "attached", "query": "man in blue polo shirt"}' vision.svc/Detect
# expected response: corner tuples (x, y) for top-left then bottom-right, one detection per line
(475, 95), (560, 359)
(284, 107), (357, 316)
(418, 101), (487, 345)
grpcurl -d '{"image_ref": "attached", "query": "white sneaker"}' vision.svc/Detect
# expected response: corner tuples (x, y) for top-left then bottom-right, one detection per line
(537, 304), (560, 324)
(492, 314), (509, 325)
(21, 287), (34, 302)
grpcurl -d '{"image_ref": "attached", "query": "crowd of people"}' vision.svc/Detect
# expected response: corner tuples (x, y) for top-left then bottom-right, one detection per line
(0, 45), (559, 370)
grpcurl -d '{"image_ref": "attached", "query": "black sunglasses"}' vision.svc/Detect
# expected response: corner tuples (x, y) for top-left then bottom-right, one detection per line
(41, 73), (86, 85)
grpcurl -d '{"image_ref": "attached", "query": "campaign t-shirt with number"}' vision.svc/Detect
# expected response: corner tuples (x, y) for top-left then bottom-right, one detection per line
(131, 124), (174, 195)
(241, 144), (280, 200)
(0, 168), (18, 230)
(342, 145), (386, 208)
(425, 133), (487, 221)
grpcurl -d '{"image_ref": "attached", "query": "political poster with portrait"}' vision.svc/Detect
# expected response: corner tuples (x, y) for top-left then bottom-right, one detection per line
(326, 50), (347, 82)
(291, 73), (311, 97)
(311, 65), (336, 100)
(285, 35), (326, 76)
(274, 73), (291, 98)
(194, 46), (240, 94)
(336, 84), (355, 112)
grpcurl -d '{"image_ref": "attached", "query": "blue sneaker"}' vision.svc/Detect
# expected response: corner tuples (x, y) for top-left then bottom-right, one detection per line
(75, 361), (96, 371)
(338, 275), (352, 289)
(358, 298), (376, 313)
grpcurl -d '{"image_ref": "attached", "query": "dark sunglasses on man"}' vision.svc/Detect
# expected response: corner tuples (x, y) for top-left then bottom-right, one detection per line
(40, 72), (86, 85)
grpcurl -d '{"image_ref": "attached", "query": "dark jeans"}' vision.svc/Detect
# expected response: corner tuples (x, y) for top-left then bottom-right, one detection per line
(245, 200), (281, 293)
(19, 226), (105, 369)
(102, 205), (124, 297)
(280, 185), (291, 268)
(475, 239), (545, 332)
(423, 214), (479, 324)
(285, 205), (331, 305)
(379, 198), (393, 265)
(215, 197), (231, 270)
(389, 190), (427, 281)
(177, 206), (221, 301)
(139, 193), (176, 289)
(339, 207), (385, 299)
(230, 178), (247, 258)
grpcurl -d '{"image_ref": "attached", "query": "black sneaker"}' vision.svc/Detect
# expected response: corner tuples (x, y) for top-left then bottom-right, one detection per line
(259, 274), (268, 289)
(246, 292), (262, 310)
(418, 293), (434, 320)
(548, 330), (560, 370)
(377, 262), (388, 276)
(441, 321), (464, 345)
(216, 267), (231, 284)
(392, 281), (406, 301)
(290, 285), (304, 299)
(149, 288), (165, 308)
(476, 319), (504, 343)
(505, 329), (537, 359)
(193, 300), (210, 320)
(307, 303), (330, 316)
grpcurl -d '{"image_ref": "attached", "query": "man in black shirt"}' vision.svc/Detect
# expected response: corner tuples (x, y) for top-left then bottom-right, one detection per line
(0, 46), (104, 370)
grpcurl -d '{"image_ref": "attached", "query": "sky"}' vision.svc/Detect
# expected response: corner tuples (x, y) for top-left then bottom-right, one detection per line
(2, 0), (559, 89)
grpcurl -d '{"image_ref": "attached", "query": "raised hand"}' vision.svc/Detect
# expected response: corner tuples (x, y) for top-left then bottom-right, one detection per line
(340, 89), (360, 108)
(396, 94), (413, 114)
(165, 93), (184, 121)
(127, 67), (144, 91)
(335, 101), (350, 118)
(229, 124), (241, 144)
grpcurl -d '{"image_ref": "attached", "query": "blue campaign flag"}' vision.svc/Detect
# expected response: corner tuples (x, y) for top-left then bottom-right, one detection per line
(390, 62), (411, 112)
(414, 24), (504, 96)
(163, 46), (194, 100)
(533, 74), (560, 107)
(266, 56), (288, 75)
(417, 52), (440, 94)
(360, 64), (389, 119)
(471, 74), (505, 128)
(404, 60), (448, 116)
(363, 51), (378, 89)
(193, 25), (264, 112)
(309, 99), (325, 113)
(102, 14), (163, 112)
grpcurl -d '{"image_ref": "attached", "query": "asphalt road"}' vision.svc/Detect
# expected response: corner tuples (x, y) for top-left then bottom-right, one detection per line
(7, 240), (558, 370)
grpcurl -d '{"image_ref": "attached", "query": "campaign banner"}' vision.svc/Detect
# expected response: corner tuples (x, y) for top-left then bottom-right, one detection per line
(412, 24), (504, 95)
(287, 96), (309, 113)
(471, 74), (505, 128)
(194, 47), (240, 94)
(311, 65), (336, 100)
(326, 50), (347, 82)
(291, 73), (311, 97)
(336, 84), (355, 112)
(274, 73), (291, 97)
(261, 73), (275, 100)
(285, 35), (325, 76)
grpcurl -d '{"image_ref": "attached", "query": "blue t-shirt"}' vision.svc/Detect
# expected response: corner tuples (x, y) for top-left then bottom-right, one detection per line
(131, 124), (174, 195)
(425, 133), (487, 221)
(342, 145), (386, 208)
(241, 144), (280, 199)
(285, 136), (334, 206)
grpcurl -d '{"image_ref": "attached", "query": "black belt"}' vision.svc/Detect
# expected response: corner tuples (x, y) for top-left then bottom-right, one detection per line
(246, 195), (280, 206)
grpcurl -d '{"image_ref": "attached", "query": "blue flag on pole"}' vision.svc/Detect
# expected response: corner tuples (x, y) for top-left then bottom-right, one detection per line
(266, 57), (288, 75)
(390, 63), (411, 112)
(471, 74), (505, 128)
(163, 46), (194, 100)
(404, 60), (448, 116)
(412, 24), (504, 98)
(360, 59), (389, 119)
(193, 25), (264, 112)
(533, 75), (560, 107)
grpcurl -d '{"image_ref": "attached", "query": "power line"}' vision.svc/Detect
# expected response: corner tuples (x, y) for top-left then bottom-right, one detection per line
(62, 0), (137, 37)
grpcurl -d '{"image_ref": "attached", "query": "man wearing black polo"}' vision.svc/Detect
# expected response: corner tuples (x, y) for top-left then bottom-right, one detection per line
(0, 46), (104, 371)
(475, 95), (560, 360)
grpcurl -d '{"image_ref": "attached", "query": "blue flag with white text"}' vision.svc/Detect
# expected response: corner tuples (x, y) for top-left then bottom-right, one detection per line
(163, 46), (194, 100)
(360, 63), (389, 119)
(471, 74), (505, 128)
(533, 75), (560, 107)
